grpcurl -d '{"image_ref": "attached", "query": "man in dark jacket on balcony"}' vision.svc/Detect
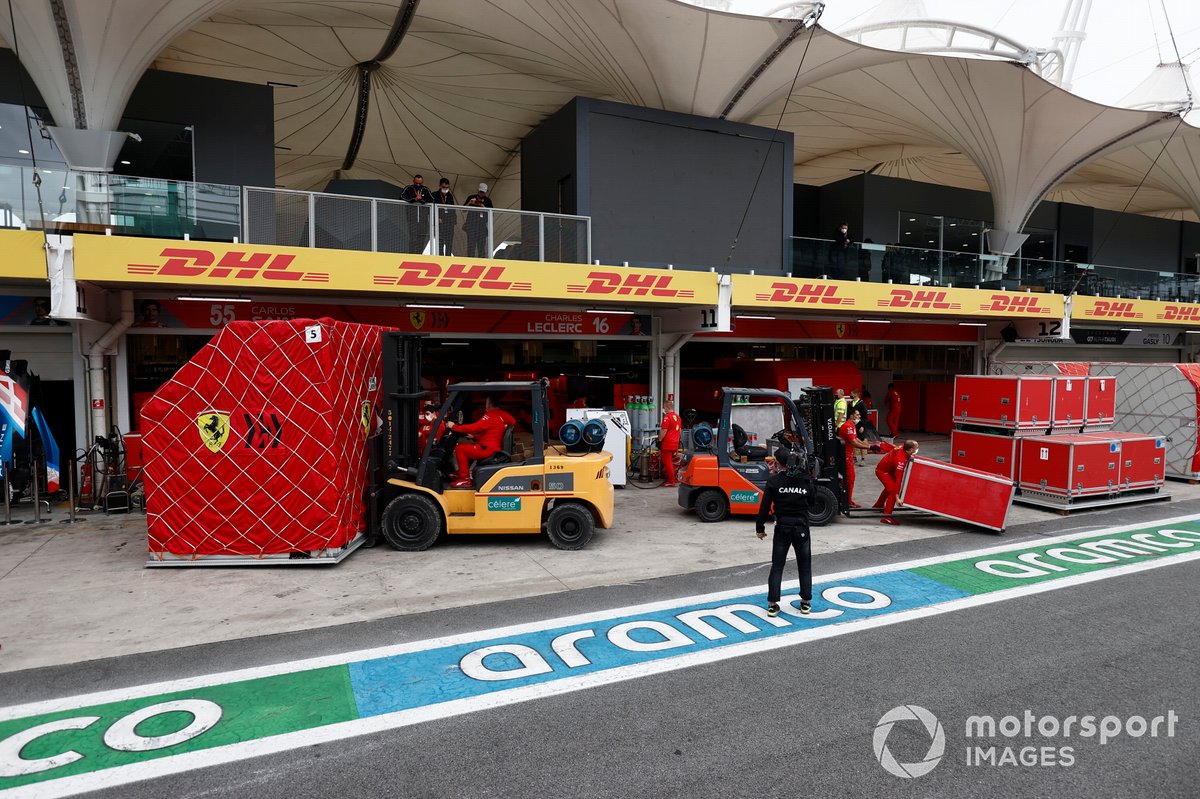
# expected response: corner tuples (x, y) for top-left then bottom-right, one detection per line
(401, 174), (435, 254)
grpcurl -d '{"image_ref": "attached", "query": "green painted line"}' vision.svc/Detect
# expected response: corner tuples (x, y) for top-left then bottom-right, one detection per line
(913, 520), (1200, 595)
(0, 666), (356, 790)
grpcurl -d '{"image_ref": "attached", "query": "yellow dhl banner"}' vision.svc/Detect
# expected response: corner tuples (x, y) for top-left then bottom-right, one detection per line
(72, 235), (718, 305)
(732, 274), (1065, 318)
(0, 230), (49, 280)
(1071, 294), (1200, 326)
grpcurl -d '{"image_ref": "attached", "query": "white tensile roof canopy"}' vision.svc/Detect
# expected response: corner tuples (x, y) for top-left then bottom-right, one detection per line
(2, 0), (1197, 240)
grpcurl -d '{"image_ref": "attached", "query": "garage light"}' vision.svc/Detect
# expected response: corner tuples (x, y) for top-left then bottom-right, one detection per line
(407, 303), (463, 309)
(586, 308), (634, 314)
(736, 314), (775, 320)
(584, 375), (612, 379)
(957, 322), (987, 327)
(857, 318), (890, 323)
(176, 295), (252, 303)
(441, 341), (471, 346)
(1120, 328), (1142, 332)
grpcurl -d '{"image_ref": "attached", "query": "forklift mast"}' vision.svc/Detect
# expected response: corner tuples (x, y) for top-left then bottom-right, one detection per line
(797, 386), (840, 477)
(379, 332), (426, 472)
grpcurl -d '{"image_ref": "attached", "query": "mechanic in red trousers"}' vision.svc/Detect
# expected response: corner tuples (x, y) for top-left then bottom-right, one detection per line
(874, 439), (919, 525)
(660, 400), (682, 487)
(838, 408), (872, 508)
(885, 383), (902, 439)
(445, 396), (516, 488)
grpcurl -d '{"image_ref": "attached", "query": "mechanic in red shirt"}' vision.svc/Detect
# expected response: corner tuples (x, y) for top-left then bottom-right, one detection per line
(874, 439), (919, 524)
(417, 403), (439, 453)
(838, 408), (871, 508)
(885, 383), (902, 439)
(445, 396), (516, 487)
(660, 400), (682, 487)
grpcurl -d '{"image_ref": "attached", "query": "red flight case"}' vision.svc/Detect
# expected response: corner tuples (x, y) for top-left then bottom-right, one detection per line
(1082, 432), (1165, 491)
(1048, 375), (1086, 432)
(898, 456), (1014, 532)
(1017, 434), (1120, 500)
(1082, 375), (1116, 431)
(950, 429), (1020, 482)
(953, 375), (1052, 434)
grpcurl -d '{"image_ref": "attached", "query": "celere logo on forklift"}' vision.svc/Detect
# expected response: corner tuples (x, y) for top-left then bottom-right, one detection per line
(487, 497), (522, 511)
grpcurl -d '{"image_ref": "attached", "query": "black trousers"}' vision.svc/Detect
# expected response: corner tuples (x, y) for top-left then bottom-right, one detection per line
(768, 519), (812, 603)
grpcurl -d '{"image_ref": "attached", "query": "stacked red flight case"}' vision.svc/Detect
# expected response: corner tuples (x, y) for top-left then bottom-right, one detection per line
(950, 372), (1166, 511)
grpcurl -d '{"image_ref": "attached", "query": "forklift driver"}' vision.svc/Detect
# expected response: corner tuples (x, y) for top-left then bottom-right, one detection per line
(444, 396), (516, 487)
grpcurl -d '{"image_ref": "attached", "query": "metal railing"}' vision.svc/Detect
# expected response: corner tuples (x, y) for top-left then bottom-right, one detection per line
(0, 165), (240, 239)
(241, 187), (591, 263)
(0, 165), (592, 264)
(789, 237), (1200, 302)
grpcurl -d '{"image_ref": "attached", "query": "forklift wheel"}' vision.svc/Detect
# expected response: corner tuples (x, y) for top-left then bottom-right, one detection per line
(545, 503), (594, 550)
(694, 489), (729, 523)
(381, 493), (443, 551)
(807, 485), (838, 527)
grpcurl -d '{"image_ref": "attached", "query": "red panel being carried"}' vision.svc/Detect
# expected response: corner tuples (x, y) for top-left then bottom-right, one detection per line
(142, 319), (381, 561)
(899, 456), (1014, 532)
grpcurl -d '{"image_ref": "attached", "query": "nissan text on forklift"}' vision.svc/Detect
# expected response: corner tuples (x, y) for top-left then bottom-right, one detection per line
(367, 334), (615, 551)
(678, 386), (847, 525)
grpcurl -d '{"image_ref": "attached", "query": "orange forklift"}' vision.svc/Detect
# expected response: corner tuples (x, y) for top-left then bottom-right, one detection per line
(677, 386), (847, 525)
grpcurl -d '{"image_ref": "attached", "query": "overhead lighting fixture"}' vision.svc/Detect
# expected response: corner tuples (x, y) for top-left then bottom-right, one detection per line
(584, 374), (612, 379)
(1120, 328), (1142, 332)
(441, 341), (471, 346)
(586, 308), (635, 314)
(18, 149), (29, 155)
(176, 295), (252, 303)
(406, 303), (464, 309)
(120, 160), (131, 165)
(1186, 330), (1200, 334)
(736, 314), (775, 320)
(958, 322), (987, 327)
(753, 357), (781, 362)
(857, 318), (890, 323)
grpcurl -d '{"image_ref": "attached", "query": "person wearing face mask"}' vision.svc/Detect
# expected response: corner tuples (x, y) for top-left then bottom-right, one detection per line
(401, 174), (435, 253)
(874, 439), (919, 525)
(433, 178), (458, 256)
(463, 183), (494, 258)
(831, 222), (852, 278)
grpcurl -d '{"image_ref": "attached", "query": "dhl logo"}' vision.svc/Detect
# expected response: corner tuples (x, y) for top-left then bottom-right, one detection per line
(567, 271), (694, 298)
(754, 283), (854, 305)
(1084, 300), (1142, 319)
(374, 262), (532, 291)
(876, 289), (961, 310)
(1157, 305), (1200, 322)
(978, 294), (1052, 314)
(128, 248), (328, 283)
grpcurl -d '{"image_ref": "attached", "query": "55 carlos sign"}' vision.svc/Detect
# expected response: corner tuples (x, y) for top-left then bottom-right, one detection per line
(72, 236), (718, 305)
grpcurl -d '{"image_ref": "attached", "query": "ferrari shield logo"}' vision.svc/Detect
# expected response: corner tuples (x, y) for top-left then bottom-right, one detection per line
(836, 323), (847, 338)
(360, 401), (372, 435)
(197, 410), (231, 453)
(410, 311), (426, 330)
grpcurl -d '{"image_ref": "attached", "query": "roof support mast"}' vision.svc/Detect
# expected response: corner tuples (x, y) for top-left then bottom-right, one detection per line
(1051, 0), (1094, 90)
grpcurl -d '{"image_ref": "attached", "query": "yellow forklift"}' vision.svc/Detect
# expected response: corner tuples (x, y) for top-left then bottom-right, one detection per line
(368, 334), (614, 551)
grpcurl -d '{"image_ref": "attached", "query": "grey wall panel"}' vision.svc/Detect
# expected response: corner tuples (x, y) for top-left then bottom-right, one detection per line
(125, 70), (275, 189)
(1091, 210), (1180, 271)
(585, 110), (791, 273)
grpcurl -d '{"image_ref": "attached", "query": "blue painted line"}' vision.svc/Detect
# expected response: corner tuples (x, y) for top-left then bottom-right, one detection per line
(347, 571), (968, 716)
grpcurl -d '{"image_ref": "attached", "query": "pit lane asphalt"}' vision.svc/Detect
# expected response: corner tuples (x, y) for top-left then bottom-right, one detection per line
(3, 499), (1198, 798)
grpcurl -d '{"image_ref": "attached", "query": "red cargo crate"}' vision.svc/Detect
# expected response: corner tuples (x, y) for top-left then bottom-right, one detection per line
(1049, 376), (1086, 432)
(1083, 432), (1165, 491)
(898, 456), (1014, 532)
(1018, 434), (1121, 499)
(1083, 375), (1116, 431)
(953, 375), (1052, 434)
(950, 430), (1020, 482)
